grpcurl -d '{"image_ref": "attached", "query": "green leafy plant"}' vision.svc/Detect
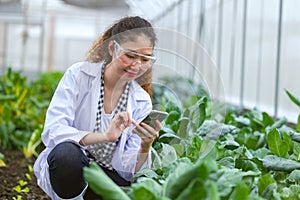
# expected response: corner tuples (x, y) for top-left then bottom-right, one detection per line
(83, 162), (131, 200)
(83, 83), (300, 199)
(11, 165), (34, 199)
(23, 124), (43, 158)
(0, 67), (62, 154)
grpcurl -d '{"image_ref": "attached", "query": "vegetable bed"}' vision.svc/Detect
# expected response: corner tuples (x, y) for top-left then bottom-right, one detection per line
(84, 79), (300, 200)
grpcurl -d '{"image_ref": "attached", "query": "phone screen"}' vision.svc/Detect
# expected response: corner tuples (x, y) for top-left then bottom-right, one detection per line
(141, 110), (168, 129)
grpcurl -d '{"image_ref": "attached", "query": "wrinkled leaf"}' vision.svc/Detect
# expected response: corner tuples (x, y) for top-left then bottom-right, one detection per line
(263, 155), (300, 172)
(287, 170), (300, 183)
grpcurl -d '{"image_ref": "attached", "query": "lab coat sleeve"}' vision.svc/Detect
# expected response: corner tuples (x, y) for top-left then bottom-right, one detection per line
(112, 98), (152, 181)
(41, 64), (89, 148)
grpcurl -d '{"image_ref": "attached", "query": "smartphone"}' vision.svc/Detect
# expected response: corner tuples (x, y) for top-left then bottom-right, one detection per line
(139, 110), (168, 129)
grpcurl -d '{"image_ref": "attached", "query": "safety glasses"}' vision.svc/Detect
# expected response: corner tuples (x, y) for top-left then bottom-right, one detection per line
(113, 40), (156, 70)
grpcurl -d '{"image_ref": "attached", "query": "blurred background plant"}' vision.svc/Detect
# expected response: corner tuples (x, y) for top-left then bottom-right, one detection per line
(0, 67), (62, 157)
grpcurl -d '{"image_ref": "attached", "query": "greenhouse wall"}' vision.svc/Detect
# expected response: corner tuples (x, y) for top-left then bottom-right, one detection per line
(0, 0), (299, 123)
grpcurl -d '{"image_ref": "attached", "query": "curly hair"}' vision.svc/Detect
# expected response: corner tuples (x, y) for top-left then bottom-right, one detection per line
(85, 16), (157, 97)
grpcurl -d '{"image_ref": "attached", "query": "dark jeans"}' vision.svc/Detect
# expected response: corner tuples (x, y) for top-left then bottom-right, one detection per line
(47, 142), (131, 199)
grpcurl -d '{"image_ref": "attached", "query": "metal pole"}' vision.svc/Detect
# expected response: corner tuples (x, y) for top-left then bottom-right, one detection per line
(256, 0), (265, 106)
(196, 0), (205, 81)
(229, 0), (238, 96)
(274, 0), (283, 117)
(240, 0), (247, 107)
(1, 22), (8, 73)
(216, 0), (223, 98)
(38, 0), (47, 72)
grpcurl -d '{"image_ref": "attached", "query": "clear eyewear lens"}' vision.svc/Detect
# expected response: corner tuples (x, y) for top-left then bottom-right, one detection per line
(114, 40), (156, 68)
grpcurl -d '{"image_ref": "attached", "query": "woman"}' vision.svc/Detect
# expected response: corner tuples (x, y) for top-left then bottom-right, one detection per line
(34, 16), (161, 200)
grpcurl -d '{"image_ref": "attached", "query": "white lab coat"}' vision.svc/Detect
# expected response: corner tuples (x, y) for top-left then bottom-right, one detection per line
(34, 61), (152, 199)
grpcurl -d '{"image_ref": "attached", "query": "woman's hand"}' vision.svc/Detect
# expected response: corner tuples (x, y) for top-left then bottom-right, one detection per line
(105, 112), (133, 142)
(132, 120), (162, 153)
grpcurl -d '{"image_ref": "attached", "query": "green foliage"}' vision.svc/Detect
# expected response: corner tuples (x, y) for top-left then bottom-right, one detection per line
(23, 124), (43, 158)
(0, 67), (62, 155)
(83, 78), (300, 199)
(11, 164), (34, 199)
(83, 162), (131, 200)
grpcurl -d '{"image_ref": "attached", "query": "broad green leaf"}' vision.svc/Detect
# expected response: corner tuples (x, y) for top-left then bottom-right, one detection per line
(289, 131), (300, 143)
(198, 120), (236, 140)
(268, 117), (287, 130)
(261, 183), (279, 200)
(164, 110), (180, 125)
(221, 140), (240, 150)
(176, 179), (207, 200)
(233, 115), (251, 126)
(159, 143), (178, 168)
(186, 134), (203, 162)
(133, 168), (159, 180)
(157, 133), (181, 144)
(160, 157), (193, 179)
(83, 162), (130, 200)
(263, 155), (300, 172)
(251, 148), (270, 159)
(235, 158), (260, 172)
(287, 170), (300, 183)
(206, 181), (219, 200)
(218, 157), (235, 169)
(216, 168), (259, 197)
(262, 112), (274, 127)
(288, 185), (300, 199)
(258, 174), (276, 195)
(131, 177), (162, 200)
(177, 117), (190, 139)
(283, 132), (294, 154)
(235, 129), (265, 150)
(190, 96), (207, 128)
(267, 128), (289, 158)
(280, 185), (300, 200)
(151, 147), (162, 170)
(285, 89), (300, 108)
(293, 142), (300, 161)
(164, 161), (208, 199)
(172, 143), (185, 157)
(229, 181), (250, 200)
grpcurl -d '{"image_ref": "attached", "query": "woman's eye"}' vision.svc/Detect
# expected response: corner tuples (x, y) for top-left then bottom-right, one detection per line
(125, 53), (136, 59)
(142, 58), (150, 63)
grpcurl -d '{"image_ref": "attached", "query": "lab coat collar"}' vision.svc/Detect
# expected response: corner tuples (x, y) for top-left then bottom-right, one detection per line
(80, 61), (150, 101)
(80, 61), (103, 77)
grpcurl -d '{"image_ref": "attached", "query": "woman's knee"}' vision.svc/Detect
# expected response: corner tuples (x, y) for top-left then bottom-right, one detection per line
(47, 142), (89, 198)
(47, 142), (88, 170)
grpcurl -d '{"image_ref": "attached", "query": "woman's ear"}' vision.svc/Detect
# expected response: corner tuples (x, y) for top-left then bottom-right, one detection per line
(108, 40), (114, 57)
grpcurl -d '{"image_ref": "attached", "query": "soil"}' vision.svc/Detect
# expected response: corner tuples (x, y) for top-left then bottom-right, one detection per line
(0, 148), (50, 200)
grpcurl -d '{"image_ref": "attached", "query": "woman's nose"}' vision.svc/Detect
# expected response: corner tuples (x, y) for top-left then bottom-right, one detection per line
(130, 60), (141, 69)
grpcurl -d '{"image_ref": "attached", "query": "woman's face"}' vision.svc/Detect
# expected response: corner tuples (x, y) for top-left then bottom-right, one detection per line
(110, 35), (155, 81)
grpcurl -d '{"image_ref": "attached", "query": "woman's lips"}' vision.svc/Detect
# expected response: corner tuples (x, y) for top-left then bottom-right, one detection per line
(125, 70), (137, 77)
